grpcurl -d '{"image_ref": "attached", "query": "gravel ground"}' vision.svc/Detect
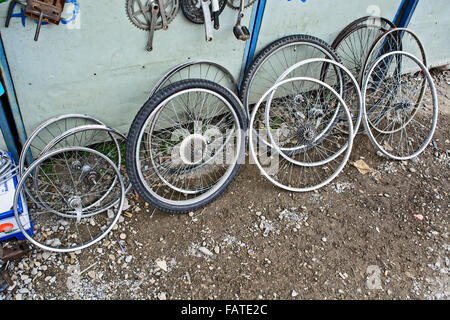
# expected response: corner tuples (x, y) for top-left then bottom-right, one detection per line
(0, 69), (449, 301)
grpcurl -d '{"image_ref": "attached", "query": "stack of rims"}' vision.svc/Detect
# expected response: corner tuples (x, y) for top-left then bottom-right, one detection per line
(14, 114), (131, 252)
(240, 34), (363, 192)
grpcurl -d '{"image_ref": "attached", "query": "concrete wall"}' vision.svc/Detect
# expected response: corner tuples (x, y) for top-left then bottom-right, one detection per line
(255, 0), (403, 54)
(408, 0), (450, 68)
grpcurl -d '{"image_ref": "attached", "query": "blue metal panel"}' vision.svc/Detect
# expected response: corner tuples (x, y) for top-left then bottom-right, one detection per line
(238, 0), (266, 88)
(0, 34), (28, 162)
(0, 100), (19, 161)
(393, 0), (420, 27)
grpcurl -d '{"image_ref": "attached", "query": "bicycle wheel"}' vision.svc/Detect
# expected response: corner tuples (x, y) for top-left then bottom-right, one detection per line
(14, 147), (125, 253)
(19, 114), (105, 175)
(332, 17), (394, 84)
(249, 77), (354, 192)
(150, 60), (238, 96)
(239, 34), (342, 119)
(332, 16), (395, 49)
(361, 28), (427, 83)
(126, 79), (246, 213)
(40, 124), (132, 203)
(361, 51), (438, 160)
(273, 58), (363, 140)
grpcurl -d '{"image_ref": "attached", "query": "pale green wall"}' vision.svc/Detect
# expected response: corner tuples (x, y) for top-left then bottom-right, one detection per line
(0, 1), (252, 137)
(255, 0), (403, 54)
(408, 0), (450, 68)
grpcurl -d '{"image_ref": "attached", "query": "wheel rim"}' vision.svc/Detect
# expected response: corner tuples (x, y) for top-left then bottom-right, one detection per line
(135, 87), (244, 206)
(14, 147), (125, 253)
(362, 51), (438, 160)
(249, 77), (354, 192)
(243, 40), (341, 120)
(150, 60), (238, 96)
(333, 24), (389, 84)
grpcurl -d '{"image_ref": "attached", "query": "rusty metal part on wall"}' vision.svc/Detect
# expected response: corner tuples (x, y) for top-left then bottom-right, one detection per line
(5, 0), (66, 41)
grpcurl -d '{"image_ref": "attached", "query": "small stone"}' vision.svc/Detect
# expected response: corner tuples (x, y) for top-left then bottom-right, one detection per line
(322, 237), (327, 242)
(88, 271), (96, 279)
(125, 256), (132, 263)
(107, 210), (115, 219)
(199, 247), (214, 256)
(214, 246), (220, 254)
(119, 233), (127, 240)
(158, 292), (167, 300)
(156, 259), (168, 272)
(291, 290), (298, 297)
(409, 167), (417, 173)
(188, 212), (194, 217)
(123, 198), (131, 211)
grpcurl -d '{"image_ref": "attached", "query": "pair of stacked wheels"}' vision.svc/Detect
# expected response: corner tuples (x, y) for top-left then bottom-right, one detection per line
(126, 61), (246, 213)
(14, 115), (130, 252)
(240, 34), (363, 192)
(332, 16), (438, 160)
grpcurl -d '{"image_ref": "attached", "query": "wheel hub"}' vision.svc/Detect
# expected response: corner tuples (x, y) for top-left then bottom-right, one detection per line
(296, 124), (317, 147)
(179, 134), (208, 165)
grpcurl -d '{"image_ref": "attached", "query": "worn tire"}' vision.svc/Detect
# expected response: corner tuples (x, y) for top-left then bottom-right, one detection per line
(126, 79), (246, 214)
(239, 34), (343, 118)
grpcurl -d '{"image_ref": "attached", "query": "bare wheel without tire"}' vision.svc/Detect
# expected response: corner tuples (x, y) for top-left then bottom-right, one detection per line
(362, 51), (438, 160)
(14, 147), (125, 253)
(249, 77), (354, 192)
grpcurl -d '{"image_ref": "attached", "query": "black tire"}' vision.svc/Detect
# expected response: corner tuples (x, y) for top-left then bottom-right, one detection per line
(331, 16), (395, 49)
(239, 34), (343, 119)
(126, 79), (246, 214)
(181, 0), (227, 24)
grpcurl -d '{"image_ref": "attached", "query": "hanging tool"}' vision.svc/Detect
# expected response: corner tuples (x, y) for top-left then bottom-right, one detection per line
(233, 0), (250, 41)
(180, 0), (226, 42)
(200, 0), (214, 42)
(211, 0), (220, 30)
(126, 0), (179, 52)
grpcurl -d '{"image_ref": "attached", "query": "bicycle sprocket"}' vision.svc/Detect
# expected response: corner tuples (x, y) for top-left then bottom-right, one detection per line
(181, 0), (227, 24)
(126, 0), (179, 31)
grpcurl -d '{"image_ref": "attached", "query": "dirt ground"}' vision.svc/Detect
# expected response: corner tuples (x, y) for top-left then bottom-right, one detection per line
(0, 70), (449, 301)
